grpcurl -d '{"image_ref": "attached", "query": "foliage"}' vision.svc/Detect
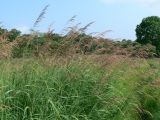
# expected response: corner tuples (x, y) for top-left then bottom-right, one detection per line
(0, 18), (159, 58)
(136, 16), (160, 54)
(7, 29), (21, 42)
(0, 27), (8, 35)
(131, 44), (157, 58)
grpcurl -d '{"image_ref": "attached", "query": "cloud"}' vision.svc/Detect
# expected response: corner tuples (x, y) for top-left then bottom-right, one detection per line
(100, 0), (160, 7)
(137, 0), (160, 7)
(16, 26), (30, 33)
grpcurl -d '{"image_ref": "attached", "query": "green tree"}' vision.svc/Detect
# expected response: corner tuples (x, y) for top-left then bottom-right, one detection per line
(0, 27), (8, 35)
(8, 29), (21, 42)
(136, 16), (160, 46)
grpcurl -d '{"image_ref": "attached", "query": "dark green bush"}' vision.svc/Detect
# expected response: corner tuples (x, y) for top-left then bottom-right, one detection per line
(120, 39), (133, 48)
(8, 29), (21, 42)
(0, 27), (8, 35)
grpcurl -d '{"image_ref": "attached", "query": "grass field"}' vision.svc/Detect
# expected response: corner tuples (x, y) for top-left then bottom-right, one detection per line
(0, 55), (160, 120)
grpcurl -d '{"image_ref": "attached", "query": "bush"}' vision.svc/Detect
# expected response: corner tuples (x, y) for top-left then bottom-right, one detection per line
(12, 36), (35, 58)
(0, 27), (8, 35)
(120, 39), (133, 48)
(131, 44), (157, 58)
(8, 29), (21, 42)
(11, 33), (52, 58)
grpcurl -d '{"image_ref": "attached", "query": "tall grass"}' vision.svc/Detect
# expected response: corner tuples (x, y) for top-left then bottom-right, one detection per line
(0, 56), (160, 120)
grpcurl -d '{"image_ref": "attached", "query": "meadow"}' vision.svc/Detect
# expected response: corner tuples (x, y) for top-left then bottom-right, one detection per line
(0, 55), (160, 120)
(1, 6), (160, 120)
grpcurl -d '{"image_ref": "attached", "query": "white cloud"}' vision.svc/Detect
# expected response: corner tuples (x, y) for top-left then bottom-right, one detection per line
(100, 0), (160, 7)
(16, 26), (30, 33)
(137, 0), (160, 7)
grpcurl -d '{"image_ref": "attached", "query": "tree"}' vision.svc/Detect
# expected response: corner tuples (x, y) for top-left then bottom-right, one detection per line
(8, 29), (21, 42)
(0, 27), (8, 35)
(136, 16), (160, 46)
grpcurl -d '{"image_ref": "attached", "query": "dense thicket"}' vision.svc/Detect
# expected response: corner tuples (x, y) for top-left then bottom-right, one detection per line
(0, 25), (158, 59)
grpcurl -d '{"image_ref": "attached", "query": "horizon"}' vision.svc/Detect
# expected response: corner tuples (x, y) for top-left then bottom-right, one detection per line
(0, 0), (160, 40)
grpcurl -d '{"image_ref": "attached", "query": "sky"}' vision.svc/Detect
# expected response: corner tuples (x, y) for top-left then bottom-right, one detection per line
(0, 0), (160, 40)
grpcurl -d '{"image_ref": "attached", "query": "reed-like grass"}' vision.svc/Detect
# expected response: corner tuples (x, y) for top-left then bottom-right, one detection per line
(0, 56), (160, 120)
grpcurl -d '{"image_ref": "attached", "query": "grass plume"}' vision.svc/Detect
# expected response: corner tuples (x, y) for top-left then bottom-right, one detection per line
(33, 5), (49, 29)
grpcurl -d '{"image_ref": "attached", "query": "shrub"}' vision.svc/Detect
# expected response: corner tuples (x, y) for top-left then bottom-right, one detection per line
(131, 44), (157, 58)
(120, 39), (133, 48)
(7, 29), (21, 42)
(0, 27), (8, 35)
(12, 36), (34, 58)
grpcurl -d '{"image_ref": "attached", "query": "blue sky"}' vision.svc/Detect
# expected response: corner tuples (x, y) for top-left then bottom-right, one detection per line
(0, 0), (160, 40)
